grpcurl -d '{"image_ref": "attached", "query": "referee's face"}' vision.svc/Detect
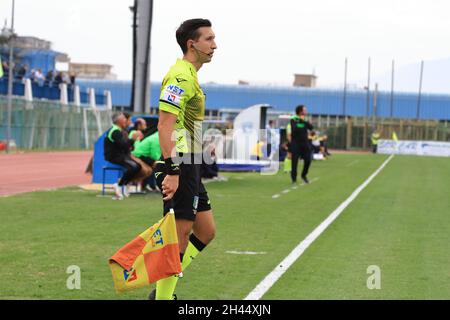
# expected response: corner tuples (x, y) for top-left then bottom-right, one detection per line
(193, 27), (217, 63)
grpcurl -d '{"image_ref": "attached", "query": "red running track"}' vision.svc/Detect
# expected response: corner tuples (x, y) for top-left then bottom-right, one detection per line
(0, 151), (92, 197)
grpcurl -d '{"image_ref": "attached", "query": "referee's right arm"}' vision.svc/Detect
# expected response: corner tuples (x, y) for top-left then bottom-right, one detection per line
(158, 110), (177, 159)
(158, 110), (179, 201)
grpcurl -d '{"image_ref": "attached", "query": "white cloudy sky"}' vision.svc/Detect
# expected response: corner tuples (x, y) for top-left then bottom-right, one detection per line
(1, 0), (450, 92)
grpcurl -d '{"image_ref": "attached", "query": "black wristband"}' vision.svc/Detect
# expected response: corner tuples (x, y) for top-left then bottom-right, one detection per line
(164, 157), (180, 175)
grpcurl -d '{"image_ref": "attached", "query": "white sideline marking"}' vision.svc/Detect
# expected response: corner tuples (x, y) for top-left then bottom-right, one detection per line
(226, 251), (267, 255)
(272, 177), (320, 199)
(245, 155), (394, 300)
(309, 177), (319, 184)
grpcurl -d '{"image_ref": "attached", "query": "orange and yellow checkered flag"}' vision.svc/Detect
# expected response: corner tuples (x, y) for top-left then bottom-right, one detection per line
(109, 210), (181, 293)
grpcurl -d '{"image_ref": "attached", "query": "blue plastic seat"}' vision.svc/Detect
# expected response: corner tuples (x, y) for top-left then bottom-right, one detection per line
(102, 162), (125, 196)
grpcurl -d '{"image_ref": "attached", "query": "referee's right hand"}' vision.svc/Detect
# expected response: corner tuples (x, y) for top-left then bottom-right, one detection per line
(162, 175), (179, 201)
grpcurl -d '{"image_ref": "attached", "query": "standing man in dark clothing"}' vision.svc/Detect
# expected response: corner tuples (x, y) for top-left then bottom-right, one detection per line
(104, 112), (143, 199)
(287, 105), (313, 184)
(17, 64), (28, 80)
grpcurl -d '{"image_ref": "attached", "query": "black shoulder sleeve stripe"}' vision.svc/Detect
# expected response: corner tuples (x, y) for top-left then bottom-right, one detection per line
(159, 99), (181, 110)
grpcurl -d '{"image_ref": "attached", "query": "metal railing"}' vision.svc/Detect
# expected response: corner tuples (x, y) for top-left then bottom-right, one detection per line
(0, 96), (112, 150)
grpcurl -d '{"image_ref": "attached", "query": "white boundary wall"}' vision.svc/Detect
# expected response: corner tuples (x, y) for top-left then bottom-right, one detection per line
(378, 139), (450, 157)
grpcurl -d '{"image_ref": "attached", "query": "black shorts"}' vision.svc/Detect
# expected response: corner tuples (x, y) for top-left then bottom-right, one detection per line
(155, 158), (212, 221)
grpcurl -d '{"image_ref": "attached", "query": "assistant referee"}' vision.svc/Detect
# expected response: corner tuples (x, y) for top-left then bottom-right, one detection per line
(149, 18), (217, 300)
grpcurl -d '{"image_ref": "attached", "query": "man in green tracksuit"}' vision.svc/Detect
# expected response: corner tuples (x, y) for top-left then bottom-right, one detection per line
(132, 131), (161, 167)
(132, 131), (161, 192)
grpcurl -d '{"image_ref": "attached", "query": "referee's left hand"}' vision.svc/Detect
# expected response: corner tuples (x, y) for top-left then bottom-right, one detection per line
(162, 175), (179, 201)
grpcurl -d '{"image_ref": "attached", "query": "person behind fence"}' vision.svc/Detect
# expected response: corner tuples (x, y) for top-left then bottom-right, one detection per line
(371, 129), (381, 153)
(62, 72), (71, 84)
(70, 72), (76, 86)
(104, 112), (144, 200)
(16, 64), (28, 80)
(31, 68), (45, 86)
(44, 70), (56, 86)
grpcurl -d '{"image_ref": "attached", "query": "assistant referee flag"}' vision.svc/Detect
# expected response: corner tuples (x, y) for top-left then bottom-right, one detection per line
(392, 131), (398, 141)
(109, 210), (181, 293)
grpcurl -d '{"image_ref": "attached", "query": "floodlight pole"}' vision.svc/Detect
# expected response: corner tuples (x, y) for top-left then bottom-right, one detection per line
(390, 59), (395, 118)
(342, 57), (348, 116)
(366, 57), (371, 119)
(416, 60), (424, 120)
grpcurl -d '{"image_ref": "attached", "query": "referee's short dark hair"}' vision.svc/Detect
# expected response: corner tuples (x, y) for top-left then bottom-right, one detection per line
(176, 18), (212, 54)
(295, 105), (306, 115)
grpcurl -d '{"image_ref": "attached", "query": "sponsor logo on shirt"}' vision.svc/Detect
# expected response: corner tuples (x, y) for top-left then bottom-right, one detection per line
(162, 91), (180, 106)
(166, 84), (185, 95)
(162, 84), (185, 106)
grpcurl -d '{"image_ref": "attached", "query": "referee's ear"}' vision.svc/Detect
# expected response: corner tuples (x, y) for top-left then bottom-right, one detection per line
(187, 39), (194, 51)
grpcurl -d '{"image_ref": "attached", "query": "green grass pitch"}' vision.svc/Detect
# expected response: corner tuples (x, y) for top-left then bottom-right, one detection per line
(0, 154), (449, 299)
